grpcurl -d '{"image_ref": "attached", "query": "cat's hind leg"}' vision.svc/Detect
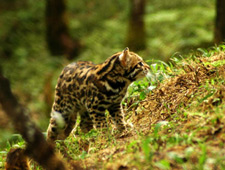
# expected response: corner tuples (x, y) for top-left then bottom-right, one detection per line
(79, 110), (94, 133)
(47, 109), (77, 142)
(89, 109), (108, 130)
(46, 94), (78, 142)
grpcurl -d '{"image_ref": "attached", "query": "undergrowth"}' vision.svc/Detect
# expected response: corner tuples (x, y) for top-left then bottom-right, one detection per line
(67, 45), (225, 170)
(1, 44), (225, 169)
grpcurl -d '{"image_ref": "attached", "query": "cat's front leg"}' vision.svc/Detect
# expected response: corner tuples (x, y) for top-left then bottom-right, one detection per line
(79, 110), (94, 133)
(108, 103), (126, 131)
(88, 109), (108, 130)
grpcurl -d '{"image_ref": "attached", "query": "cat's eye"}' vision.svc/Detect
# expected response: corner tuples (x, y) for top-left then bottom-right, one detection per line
(139, 62), (144, 66)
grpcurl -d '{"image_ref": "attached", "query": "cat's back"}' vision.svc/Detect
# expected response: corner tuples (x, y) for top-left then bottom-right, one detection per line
(64, 61), (95, 73)
(59, 61), (95, 78)
(56, 61), (96, 91)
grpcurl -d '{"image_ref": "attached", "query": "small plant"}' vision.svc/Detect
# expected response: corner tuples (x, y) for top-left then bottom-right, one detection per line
(154, 159), (171, 170)
(198, 144), (207, 170)
(141, 137), (154, 161)
(197, 48), (212, 57)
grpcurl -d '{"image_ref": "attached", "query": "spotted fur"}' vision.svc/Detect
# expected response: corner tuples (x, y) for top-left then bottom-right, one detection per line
(47, 47), (150, 142)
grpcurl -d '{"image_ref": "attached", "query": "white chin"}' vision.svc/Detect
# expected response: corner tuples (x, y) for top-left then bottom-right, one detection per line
(145, 72), (151, 77)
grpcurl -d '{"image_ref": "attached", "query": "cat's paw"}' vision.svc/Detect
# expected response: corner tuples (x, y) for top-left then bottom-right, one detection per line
(125, 122), (133, 130)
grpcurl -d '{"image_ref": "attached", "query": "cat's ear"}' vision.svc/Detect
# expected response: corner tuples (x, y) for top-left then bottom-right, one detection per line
(119, 47), (130, 67)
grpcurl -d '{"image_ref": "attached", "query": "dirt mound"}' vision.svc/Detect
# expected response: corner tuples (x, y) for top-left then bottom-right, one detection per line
(128, 55), (225, 135)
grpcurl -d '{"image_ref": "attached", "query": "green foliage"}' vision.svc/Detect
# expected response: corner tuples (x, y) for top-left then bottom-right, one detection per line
(126, 59), (172, 103)
(145, 0), (215, 60)
(0, 0), (223, 169)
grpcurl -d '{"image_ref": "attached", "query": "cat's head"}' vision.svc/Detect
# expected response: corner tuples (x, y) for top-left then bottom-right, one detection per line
(119, 47), (150, 81)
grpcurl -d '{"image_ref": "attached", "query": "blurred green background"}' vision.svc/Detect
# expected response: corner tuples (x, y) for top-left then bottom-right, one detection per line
(0, 0), (215, 133)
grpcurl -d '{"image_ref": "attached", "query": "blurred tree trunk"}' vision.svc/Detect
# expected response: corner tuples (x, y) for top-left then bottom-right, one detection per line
(215, 0), (225, 44)
(45, 0), (81, 60)
(126, 0), (146, 51)
(44, 72), (54, 117)
(0, 70), (68, 170)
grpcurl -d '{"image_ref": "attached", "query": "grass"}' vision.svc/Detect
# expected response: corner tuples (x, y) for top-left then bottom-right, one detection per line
(2, 44), (225, 169)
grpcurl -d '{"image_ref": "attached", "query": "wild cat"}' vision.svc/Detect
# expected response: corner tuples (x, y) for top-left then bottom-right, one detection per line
(47, 47), (150, 142)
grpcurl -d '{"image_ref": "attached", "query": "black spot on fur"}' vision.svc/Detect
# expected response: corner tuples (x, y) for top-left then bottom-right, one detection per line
(98, 93), (105, 100)
(52, 127), (57, 132)
(93, 105), (97, 109)
(80, 89), (85, 97)
(68, 84), (73, 92)
(105, 90), (117, 96)
(99, 100), (110, 105)
(59, 74), (63, 79)
(98, 107), (105, 112)
(66, 77), (72, 82)
(55, 99), (61, 105)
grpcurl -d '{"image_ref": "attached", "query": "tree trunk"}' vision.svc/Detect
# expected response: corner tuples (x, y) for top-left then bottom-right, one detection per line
(126, 0), (146, 51)
(45, 0), (81, 60)
(215, 0), (225, 44)
(0, 70), (68, 170)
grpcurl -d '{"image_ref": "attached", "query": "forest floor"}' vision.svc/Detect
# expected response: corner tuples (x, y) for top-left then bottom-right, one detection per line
(55, 48), (225, 170)
(1, 47), (225, 170)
